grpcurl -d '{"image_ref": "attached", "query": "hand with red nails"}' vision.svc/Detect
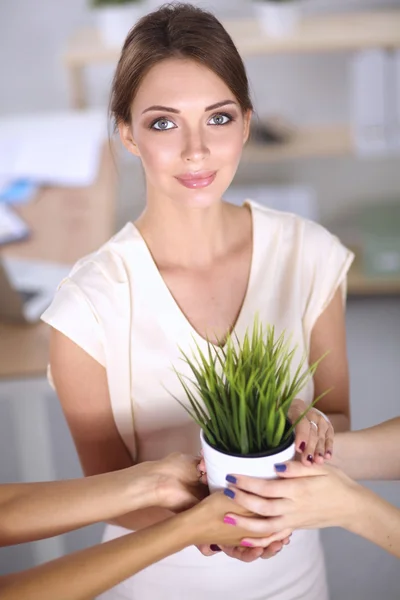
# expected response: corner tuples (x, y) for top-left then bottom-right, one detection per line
(288, 399), (334, 466)
(222, 462), (361, 548)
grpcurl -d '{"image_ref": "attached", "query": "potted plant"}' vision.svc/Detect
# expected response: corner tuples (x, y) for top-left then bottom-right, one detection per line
(172, 318), (328, 492)
(253, 0), (303, 38)
(91, 0), (145, 48)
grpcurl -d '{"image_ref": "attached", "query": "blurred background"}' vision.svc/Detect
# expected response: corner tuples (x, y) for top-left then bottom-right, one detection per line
(0, 1), (399, 598)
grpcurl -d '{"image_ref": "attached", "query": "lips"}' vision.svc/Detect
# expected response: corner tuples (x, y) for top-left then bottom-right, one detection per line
(175, 171), (216, 189)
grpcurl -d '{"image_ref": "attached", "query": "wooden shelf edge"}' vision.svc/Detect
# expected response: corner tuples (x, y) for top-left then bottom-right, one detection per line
(64, 10), (400, 67)
(243, 124), (352, 163)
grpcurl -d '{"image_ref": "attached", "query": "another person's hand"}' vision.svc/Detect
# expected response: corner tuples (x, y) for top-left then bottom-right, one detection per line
(222, 461), (361, 547)
(188, 492), (291, 555)
(288, 399), (334, 465)
(129, 453), (207, 514)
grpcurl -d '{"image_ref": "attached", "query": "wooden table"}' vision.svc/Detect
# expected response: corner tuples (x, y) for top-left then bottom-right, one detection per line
(0, 142), (117, 380)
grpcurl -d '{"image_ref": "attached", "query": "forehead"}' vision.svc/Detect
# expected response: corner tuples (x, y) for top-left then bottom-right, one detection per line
(132, 58), (235, 111)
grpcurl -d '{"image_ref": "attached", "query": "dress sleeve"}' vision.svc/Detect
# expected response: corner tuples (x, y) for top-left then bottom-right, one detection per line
(41, 274), (106, 368)
(301, 219), (355, 339)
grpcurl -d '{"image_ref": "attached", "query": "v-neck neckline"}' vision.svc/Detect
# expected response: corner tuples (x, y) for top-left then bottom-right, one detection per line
(129, 200), (257, 349)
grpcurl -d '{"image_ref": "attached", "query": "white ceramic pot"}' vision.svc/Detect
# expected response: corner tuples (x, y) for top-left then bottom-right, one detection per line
(254, 2), (301, 38)
(200, 429), (296, 493)
(95, 3), (145, 48)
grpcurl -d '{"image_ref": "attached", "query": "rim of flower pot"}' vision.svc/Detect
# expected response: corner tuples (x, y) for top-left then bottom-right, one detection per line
(201, 422), (295, 459)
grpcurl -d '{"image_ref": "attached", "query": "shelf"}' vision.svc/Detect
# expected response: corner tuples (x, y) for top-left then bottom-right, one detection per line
(243, 124), (352, 162)
(64, 10), (400, 68)
(226, 10), (400, 56)
(347, 252), (400, 296)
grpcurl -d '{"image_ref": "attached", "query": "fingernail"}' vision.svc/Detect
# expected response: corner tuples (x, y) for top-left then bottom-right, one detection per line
(223, 516), (236, 525)
(225, 474), (237, 484)
(307, 455), (314, 463)
(241, 541), (253, 547)
(274, 463), (287, 472)
(326, 450), (332, 457)
(224, 488), (235, 499)
(210, 544), (221, 552)
(275, 548), (282, 554)
(299, 441), (306, 452)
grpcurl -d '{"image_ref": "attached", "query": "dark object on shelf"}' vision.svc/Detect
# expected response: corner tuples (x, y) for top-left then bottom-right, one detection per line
(250, 116), (295, 145)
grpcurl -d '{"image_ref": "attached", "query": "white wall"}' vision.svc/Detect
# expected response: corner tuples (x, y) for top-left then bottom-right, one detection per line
(0, 1), (399, 598)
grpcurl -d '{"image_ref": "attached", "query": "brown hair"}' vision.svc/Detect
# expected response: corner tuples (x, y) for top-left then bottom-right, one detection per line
(110, 2), (253, 126)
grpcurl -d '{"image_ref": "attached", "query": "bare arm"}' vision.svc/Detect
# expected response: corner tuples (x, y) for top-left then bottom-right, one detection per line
(0, 493), (287, 600)
(309, 289), (351, 432)
(333, 417), (400, 480)
(49, 329), (172, 532)
(0, 452), (201, 547)
(224, 462), (400, 560)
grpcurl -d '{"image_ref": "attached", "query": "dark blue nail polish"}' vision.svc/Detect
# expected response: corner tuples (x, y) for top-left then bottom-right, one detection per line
(226, 474), (237, 484)
(224, 488), (235, 499)
(210, 544), (221, 552)
(274, 463), (287, 472)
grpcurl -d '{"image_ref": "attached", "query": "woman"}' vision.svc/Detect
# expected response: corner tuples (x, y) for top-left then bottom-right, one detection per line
(41, 4), (352, 599)
(0, 453), (289, 600)
(219, 417), (400, 559)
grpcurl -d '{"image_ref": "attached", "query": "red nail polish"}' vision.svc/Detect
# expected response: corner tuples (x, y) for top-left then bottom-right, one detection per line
(299, 441), (306, 452)
(307, 455), (314, 463)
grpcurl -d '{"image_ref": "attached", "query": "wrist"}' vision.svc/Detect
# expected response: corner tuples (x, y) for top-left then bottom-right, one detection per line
(341, 483), (372, 533)
(116, 462), (160, 514)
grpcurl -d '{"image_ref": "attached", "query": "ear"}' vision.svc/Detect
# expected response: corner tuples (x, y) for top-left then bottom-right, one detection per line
(242, 110), (252, 144)
(118, 121), (141, 157)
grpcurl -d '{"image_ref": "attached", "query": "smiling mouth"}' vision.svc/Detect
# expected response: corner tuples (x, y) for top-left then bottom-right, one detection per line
(175, 171), (217, 189)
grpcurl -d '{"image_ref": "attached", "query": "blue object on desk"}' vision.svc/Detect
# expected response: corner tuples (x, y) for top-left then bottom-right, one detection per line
(0, 179), (38, 205)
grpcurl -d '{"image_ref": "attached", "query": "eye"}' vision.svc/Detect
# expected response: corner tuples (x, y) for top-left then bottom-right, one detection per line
(209, 113), (232, 126)
(151, 118), (176, 131)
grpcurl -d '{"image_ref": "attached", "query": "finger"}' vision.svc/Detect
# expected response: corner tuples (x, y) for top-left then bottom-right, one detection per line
(225, 488), (290, 519)
(242, 530), (292, 549)
(196, 543), (220, 556)
(314, 419), (330, 464)
(225, 512), (286, 537)
(324, 427), (335, 459)
(261, 540), (284, 559)
(302, 418), (319, 465)
(274, 460), (327, 479)
(293, 416), (313, 459)
(226, 474), (287, 499)
(220, 545), (264, 562)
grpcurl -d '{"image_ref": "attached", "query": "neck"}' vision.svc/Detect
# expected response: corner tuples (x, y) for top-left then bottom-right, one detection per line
(135, 196), (236, 269)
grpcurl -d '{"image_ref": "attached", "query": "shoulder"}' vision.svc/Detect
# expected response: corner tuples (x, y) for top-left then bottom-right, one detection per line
(249, 199), (342, 255)
(67, 223), (135, 291)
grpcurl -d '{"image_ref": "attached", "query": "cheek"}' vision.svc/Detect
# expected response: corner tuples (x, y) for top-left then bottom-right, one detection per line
(209, 127), (244, 161)
(137, 134), (181, 174)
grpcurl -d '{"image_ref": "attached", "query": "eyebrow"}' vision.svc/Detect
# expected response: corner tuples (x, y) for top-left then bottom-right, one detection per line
(141, 100), (237, 115)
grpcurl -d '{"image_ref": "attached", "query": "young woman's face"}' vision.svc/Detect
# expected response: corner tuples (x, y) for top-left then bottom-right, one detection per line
(120, 58), (251, 209)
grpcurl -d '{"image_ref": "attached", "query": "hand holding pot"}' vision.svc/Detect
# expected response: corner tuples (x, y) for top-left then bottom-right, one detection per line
(190, 492), (292, 554)
(222, 461), (360, 548)
(288, 399), (334, 466)
(149, 452), (208, 512)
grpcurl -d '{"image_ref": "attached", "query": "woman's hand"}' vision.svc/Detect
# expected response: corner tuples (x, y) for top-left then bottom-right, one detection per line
(130, 453), (207, 514)
(288, 399), (334, 465)
(187, 492), (292, 553)
(222, 461), (361, 547)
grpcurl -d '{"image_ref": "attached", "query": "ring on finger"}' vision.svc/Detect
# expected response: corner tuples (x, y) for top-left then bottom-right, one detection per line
(312, 408), (331, 424)
(308, 420), (318, 431)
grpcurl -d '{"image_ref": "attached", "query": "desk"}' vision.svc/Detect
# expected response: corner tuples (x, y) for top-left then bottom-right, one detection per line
(0, 142), (117, 380)
(0, 141), (116, 568)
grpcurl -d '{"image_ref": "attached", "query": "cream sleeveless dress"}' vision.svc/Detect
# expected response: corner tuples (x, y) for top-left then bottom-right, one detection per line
(42, 201), (354, 600)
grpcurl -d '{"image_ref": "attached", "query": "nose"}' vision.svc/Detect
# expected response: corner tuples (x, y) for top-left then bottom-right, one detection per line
(181, 127), (210, 163)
